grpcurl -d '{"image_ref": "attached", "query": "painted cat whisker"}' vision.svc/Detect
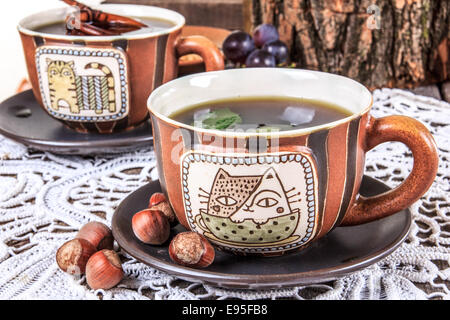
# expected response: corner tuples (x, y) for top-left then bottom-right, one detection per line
(285, 187), (296, 194)
(199, 187), (210, 195)
(287, 192), (302, 199)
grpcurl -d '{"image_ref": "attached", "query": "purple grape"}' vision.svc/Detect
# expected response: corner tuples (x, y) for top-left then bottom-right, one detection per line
(222, 31), (255, 64)
(253, 24), (279, 48)
(245, 49), (276, 68)
(262, 40), (289, 64)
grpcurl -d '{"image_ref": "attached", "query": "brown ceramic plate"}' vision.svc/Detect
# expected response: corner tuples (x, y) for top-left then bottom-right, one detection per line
(112, 176), (411, 289)
(0, 90), (153, 155)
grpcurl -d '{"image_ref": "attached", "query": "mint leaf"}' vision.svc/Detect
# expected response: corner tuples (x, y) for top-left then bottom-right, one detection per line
(193, 108), (242, 130)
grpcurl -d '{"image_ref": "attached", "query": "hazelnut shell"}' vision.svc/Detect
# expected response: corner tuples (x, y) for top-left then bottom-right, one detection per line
(148, 192), (166, 207)
(169, 232), (215, 268)
(76, 221), (113, 250)
(56, 238), (96, 275)
(151, 201), (176, 225)
(131, 209), (170, 245)
(86, 249), (124, 290)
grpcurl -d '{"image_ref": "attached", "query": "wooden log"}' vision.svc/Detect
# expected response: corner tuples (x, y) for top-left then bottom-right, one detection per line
(249, 0), (450, 89)
(106, 0), (245, 30)
(441, 81), (450, 102)
(409, 85), (441, 100)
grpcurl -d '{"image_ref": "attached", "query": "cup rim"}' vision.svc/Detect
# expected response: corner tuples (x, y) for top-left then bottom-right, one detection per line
(17, 4), (185, 41)
(147, 68), (373, 138)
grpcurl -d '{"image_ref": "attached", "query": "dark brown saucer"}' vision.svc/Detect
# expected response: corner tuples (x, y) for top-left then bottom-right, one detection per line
(0, 90), (153, 155)
(112, 176), (411, 289)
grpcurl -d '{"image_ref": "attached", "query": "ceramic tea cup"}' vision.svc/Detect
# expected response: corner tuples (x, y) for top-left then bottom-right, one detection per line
(18, 4), (224, 134)
(147, 68), (438, 256)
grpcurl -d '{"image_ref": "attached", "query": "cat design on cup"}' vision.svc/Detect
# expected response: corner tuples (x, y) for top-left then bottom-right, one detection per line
(178, 150), (319, 252)
(46, 59), (116, 114)
(197, 166), (301, 245)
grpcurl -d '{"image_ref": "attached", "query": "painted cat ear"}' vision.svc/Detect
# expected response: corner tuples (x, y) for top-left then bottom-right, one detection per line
(68, 61), (75, 68)
(46, 58), (52, 65)
(262, 167), (277, 179)
(216, 168), (229, 180)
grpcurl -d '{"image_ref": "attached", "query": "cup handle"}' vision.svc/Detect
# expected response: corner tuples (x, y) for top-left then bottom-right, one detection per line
(341, 115), (438, 225)
(176, 35), (225, 72)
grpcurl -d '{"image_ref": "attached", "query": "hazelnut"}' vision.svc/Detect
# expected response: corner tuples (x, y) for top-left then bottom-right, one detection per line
(56, 238), (96, 275)
(151, 201), (176, 225)
(86, 249), (124, 290)
(169, 232), (215, 268)
(148, 192), (166, 207)
(76, 221), (114, 250)
(148, 192), (176, 225)
(131, 209), (170, 245)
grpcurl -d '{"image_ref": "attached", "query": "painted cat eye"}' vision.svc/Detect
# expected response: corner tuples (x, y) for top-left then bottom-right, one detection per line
(215, 195), (237, 206)
(256, 197), (279, 208)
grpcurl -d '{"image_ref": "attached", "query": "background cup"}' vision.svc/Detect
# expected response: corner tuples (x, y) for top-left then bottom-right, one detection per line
(18, 4), (224, 134)
(147, 68), (439, 256)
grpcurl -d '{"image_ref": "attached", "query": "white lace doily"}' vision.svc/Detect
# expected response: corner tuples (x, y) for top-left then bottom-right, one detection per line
(0, 88), (448, 300)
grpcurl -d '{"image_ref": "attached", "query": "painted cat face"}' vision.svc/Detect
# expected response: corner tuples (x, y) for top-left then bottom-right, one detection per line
(229, 167), (293, 225)
(47, 59), (75, 81)
(205, 167), (294, 224)
(206, 168), (261, 217)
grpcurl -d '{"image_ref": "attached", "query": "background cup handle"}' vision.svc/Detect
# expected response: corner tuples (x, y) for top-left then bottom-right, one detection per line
(341, 115), (439, 225)
(176, 35), (225, 72)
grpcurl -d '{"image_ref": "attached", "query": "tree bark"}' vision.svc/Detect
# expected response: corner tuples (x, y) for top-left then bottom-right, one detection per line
(250, 0), (450, 89)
